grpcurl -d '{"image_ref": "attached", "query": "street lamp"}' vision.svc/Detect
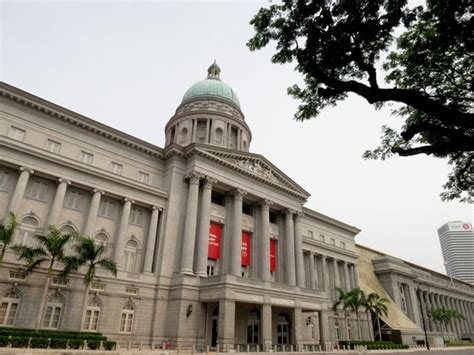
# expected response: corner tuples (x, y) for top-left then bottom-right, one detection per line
(416, 284), (430, 350)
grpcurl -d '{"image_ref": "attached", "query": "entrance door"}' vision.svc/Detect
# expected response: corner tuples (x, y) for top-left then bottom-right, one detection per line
(277, 313), (290, 345)
(247, 310), (260, 344)
(211, 307), (219, 347)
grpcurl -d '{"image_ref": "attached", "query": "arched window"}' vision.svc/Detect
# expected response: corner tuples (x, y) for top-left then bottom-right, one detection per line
(243, 140), (247, 151)
(179, 127), (188, 144)
(277, 313), (290, 345)
(94, 233), (108, 246)
(124, 240), (139, 272)
(215, 128), (223, 144)
(42, 294), (63, 329)
(83, 297), (101, 331)
(0, 291), (19, 326)
(334, 320), (340, 340)
(18, 216), (39, 246)
(119, 303), (135, 333)
(247, 310), (260, 344)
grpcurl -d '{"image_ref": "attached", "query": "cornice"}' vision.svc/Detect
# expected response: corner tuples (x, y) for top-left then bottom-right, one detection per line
(302, 207), (361, 235)
(0, 82), (164, 159)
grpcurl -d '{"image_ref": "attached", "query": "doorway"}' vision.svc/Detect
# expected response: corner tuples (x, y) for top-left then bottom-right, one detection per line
(211, 306), (219, 347)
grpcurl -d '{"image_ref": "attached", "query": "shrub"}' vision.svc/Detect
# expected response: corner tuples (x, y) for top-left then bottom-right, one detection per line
(88, 339), (101, 350)
(30, 337), (49, 349)
(49, 338), (68, 349)
(10, 337), (30, 348)
(68, 339), (83, 349)
(103, 340), (116, 350)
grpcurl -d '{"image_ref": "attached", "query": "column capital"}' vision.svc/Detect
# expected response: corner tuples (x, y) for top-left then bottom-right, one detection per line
(203, 176), (218, 190)
(231, 188), (247, 201)
(123, 197), (135, 204)
(285, 208), (298, 219)
(58, 178), (71, 185)
(185, 171), (203, 185)
(151, 205), (163, 212)
(19, 166), (34, 174)
(295, 211), (304, 222)
(92, 188), (105, 195)
(258, 198), (273, 211)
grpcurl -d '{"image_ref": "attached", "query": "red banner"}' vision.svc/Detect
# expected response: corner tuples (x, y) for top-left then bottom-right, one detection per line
(241, 232), (251, 266)
(208, 223), (221, 260)
(270, 239), (276, 272)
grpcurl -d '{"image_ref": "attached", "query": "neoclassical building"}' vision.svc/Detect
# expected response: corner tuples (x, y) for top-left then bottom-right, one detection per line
(0, 63), (472, 349)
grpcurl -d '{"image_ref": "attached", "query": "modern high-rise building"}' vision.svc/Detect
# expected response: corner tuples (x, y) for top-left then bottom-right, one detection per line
(438, 221), (474, 284)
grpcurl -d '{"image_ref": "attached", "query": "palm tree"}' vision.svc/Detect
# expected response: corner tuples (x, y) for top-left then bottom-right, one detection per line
(64, 236), (117, 330)
(445, 308), (465, 340)
(0, 212), (17, 266)
(429, 308), (447, 341)
(364, 292), (389, 341)
(333, 288), (352, 340)
(12, 225), (75, 328)
(346, 288), (366, 340)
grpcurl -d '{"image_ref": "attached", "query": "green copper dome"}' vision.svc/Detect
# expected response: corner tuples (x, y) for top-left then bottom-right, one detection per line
(181, 62), (241, 109)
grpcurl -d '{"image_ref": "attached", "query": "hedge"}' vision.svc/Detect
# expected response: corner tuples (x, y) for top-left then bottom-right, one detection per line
(339, 340), (409, 350)
(103, 340), (117, 350)
(0, 328), (106, 341)
(29, 338), (49, 349)
(49, 338), (68, 349)
(446, 341), (474, 347)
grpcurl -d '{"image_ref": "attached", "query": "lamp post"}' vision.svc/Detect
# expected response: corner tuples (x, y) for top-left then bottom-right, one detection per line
(416, 284), (430, 350)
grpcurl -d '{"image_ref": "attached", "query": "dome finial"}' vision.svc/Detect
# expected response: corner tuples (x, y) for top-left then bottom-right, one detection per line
(207, 60), (221, 80)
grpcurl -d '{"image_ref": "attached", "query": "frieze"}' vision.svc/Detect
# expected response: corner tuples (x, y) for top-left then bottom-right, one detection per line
(233, 158), (280, 183)
(270, 297), (295, 306)
(234, 292), (264, 303)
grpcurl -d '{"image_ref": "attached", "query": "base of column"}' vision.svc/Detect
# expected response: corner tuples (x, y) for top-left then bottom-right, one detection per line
(195, 271), (207, 277)
(179, 269), (195, 276)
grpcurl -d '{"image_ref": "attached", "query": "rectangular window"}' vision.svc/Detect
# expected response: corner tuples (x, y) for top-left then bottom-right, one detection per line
(269, 212), (278, 224)
(46, 139), (61, 154)
(125, 287), (138, 295)
(129, 207), (143, 226)
(110, 162), (122, 175)
(65, 190), (84, 210)
(8, 271), (27, 280)
(90, 282), (106, 291)
(28, 180), (49, 201)
(138, 171), (149, 184)
(83, 308), (100, 331)
(308, 230), (314, 239)
(119, 311), (134, 333)
(0, 171), (10, 191)
(78, 151), (93, 165)
(99, 199), (116, 219)
(42, 304), (62, 329)
(8, 126), (25, 141)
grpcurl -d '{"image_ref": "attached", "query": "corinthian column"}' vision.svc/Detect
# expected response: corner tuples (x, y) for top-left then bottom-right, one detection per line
(5, 167), (34, 219)
(180, 172), (201, 274)
(285, 209), (296, 286)
(113, 198), (134, 266)
(308, 252), (316, 289)
(344, 262), (351, 291)
(294, 213), (305, 287)
(231, 188), (246, 277)
(44, 178), (70, 232)
(143, 206), (161, 273)
(195, 177), (216, 277)
(82, 189), (104, 237)
(259, 199), (272, 281)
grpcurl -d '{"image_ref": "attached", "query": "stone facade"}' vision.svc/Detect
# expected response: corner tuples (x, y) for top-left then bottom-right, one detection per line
(0, 70), (472, 350)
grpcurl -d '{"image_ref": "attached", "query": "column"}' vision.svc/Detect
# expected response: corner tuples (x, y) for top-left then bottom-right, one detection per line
(205, 120), (210, 143)
(195, 177), (216, 277)
(319, 311), (331, 351)
(455, 299), (466, 333)
(293, 307), (303, 350)
(113, 198), (133, 266)
(262, 304), (272, 351)
(259, 199), (271, 281)
(343, 262), (351, 291)
(294, 213), (305, 287)
(44, 178), (70, 231)
(352, 265), (360, 288)
(143, 206), (161, 273)
(428, 293), (438, 332)
(82, 189), (104, 237)
(180, 172), (201, 274)
(5, 167), (33, 218)
(333, 259), (341, 293)
(321, 255), (329, 295)
(217, 299), (235, 350)
(230, 189), (246, 276)
(309, 252), (316, 289)
(285, 209), (296, 286)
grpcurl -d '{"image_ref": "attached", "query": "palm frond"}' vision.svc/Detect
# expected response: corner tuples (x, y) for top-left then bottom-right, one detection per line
(96, 258), (117, 276)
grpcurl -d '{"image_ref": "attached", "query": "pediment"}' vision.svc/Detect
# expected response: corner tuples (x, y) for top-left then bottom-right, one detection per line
(194, 146), (310, 200)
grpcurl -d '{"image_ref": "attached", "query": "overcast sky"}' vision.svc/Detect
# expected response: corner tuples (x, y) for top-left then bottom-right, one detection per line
(2, 1), (472, 274)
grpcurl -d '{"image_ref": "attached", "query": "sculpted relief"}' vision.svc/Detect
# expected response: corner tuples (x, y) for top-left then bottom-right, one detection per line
(233, 158), (280, 183)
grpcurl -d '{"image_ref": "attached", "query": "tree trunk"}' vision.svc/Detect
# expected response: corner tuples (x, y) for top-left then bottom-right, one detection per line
(35, 275), (51, 329)
(79, 284), (91, 330)
(377, 316), (382, 341)
(356, 312), (362, 340)
(366, 311), (372, 341)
